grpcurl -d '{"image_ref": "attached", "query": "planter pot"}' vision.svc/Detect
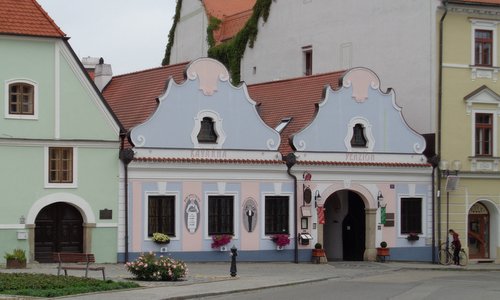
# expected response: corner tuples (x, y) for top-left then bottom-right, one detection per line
(376, 247), (390, 256)
(6, 259), (26, 269)
(154, 241), (170, 245)
(312, 249), (326, 257)
(407, 236), (419, 241)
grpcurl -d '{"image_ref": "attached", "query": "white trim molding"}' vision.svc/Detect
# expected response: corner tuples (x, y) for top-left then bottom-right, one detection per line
(26, 192), (96, 224)
(191, 110), (226, 149)
(143, 191), (181, 242)
(344, 117), (375, 152)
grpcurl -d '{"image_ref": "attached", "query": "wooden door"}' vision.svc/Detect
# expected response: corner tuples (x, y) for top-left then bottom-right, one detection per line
(35, 203), (83, 262)
(468, 202), (489, 259)
(342, 192), (365, 261)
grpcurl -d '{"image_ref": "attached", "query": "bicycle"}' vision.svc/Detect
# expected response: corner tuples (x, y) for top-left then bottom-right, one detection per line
(438, 242), (468, 266)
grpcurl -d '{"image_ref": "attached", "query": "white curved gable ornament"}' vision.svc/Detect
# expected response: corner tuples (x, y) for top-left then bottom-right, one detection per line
(343, 68), (380, 103)
(186, 58), (230, 96)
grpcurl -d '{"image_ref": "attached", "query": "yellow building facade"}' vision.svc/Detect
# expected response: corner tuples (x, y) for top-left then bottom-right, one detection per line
(440, 0), (500, 263)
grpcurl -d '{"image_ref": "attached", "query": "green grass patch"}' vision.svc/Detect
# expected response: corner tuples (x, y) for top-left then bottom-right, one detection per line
(0, 273), (139, 297)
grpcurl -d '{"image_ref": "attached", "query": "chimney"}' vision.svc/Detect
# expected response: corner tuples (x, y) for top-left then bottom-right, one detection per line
(94, 57), (113, 91)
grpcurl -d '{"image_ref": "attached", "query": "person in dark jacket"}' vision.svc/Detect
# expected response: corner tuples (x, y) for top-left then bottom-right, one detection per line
(449, 229), (462, 265)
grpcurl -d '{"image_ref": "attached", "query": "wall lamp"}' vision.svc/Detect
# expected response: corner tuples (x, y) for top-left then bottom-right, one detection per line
(439, 159), (461, 177)
(377, 191), (386, 208)
(314, 190), (322, 207)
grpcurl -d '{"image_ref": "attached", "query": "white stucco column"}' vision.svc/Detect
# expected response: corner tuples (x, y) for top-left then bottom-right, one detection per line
(364, 208), (377, 261)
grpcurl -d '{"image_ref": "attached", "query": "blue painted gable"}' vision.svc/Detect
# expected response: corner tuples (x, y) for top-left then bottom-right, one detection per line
(292, 68), (426, 154)
(130, 58), (280, 151)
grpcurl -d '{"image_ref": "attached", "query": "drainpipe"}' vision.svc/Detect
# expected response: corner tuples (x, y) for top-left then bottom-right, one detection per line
(284, 153), (298, 263)
(437, 0), (448, 259)
(119, 146), (134, 263)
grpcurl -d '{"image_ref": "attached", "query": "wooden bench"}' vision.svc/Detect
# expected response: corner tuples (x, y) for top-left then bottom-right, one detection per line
(53, 252), (106, 280)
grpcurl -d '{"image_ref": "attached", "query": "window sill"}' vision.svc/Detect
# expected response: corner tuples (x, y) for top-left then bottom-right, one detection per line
(469, 156), (500, 172)
(470, 66), (500, 81)
(44, 183), (77, 189)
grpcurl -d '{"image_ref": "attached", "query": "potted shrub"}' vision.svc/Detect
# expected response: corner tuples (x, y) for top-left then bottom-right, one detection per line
(152, 232), (170, 244)
(312, 243), (326, 257)
(4, 248), (27, 269)
(271, 234), (290, 250)
(211, 234), (232, 251)
(376, 241), (390, 262)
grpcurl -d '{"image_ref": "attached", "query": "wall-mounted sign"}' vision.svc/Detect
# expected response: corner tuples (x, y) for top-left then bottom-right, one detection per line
(184, 194), (200, 234)
(242, 197), (257, 233)
(99, 209), (112, 220)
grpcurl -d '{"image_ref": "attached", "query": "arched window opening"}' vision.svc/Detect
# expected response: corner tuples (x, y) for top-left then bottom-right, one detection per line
(197, 117), (218, 143)
(351, 124), (367, 147)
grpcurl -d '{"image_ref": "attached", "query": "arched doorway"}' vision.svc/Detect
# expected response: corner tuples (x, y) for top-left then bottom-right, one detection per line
(324, 190), (366, 261)
(35, 202), (83, 262)
(468, 202), (490, 259)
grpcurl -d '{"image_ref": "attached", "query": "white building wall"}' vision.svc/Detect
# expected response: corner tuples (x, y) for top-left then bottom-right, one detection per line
(240, 0), (440, 135)
(170, 0), (210, 64)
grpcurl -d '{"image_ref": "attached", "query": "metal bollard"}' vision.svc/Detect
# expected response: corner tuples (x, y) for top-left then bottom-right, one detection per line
(230, 245), (237, 277)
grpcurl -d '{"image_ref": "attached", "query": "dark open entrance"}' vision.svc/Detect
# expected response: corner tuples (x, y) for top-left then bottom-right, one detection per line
(35, 202), (83, 263)
(342, 191), (366, 260)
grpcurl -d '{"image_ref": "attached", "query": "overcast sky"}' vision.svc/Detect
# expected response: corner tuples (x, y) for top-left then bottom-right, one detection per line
(37, 0), (177, 75)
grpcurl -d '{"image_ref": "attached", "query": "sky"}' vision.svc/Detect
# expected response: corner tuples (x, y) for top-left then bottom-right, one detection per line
(37, 0), (177, 75)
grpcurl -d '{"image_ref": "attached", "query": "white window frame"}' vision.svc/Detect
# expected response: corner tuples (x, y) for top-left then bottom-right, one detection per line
(143, 191), (180, 242)
(204, 192), (239, 240)
(191, 110), (226, 149)
(44, 146), (78, 188)
(302, 45), (313, 76)
(471, 19), (499, 67)
(471, 109), (497, 157)
(397, 195), (426, 238)
(4, 79), (39, 120)
(344, 117), (375, 152)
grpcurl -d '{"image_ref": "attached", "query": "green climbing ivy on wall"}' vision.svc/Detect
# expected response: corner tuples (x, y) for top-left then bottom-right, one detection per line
(162, 0), (182, 66)
(207, 0), (272, 83)
(207, 16), (222, 48)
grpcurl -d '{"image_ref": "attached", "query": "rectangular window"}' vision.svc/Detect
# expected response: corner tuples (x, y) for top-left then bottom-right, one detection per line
(475, 29), (493, 66)
(9, 83), (34, 115)
(148, 196), (175, 236)
(208, 196), (233, 235)
(49, 147), (73, 183)
(475, 113), (493, 156)
(303, 46), (313, 76)
(265, 196), (289, 234)
(401, 197), (422, 234)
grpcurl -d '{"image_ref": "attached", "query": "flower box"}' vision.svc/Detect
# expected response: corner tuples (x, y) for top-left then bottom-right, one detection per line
(211, 234), (232, 249)
(406, 233), (420, 241)
(152, 232), (170, 244)
(6, 258), (26, 269)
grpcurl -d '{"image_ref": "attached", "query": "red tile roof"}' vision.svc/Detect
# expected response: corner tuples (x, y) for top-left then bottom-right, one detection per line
(296, 161), (431, 168)
(248, 71), (345, 154)
(135, 157), (285, 165)
(203, 0), (255, 44)
(215, 9), (253, 43)
(0, 0), (65, 38)
(203, 0), (256, 19)
(102, 63), (188, 148)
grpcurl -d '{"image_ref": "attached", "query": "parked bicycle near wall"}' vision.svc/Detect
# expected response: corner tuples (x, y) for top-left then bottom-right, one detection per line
(438, 242), (468, 266)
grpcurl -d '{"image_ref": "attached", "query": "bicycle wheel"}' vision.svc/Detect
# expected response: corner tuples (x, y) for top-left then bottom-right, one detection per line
(459, 250), (468, 266)
(438, 249), (451, 265)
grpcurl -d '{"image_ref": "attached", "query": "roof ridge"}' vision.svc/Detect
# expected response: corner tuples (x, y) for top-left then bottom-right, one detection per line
(31, 0), (66, 37)
(112, 61), (189, 78)
(249, 70), (346, 87)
